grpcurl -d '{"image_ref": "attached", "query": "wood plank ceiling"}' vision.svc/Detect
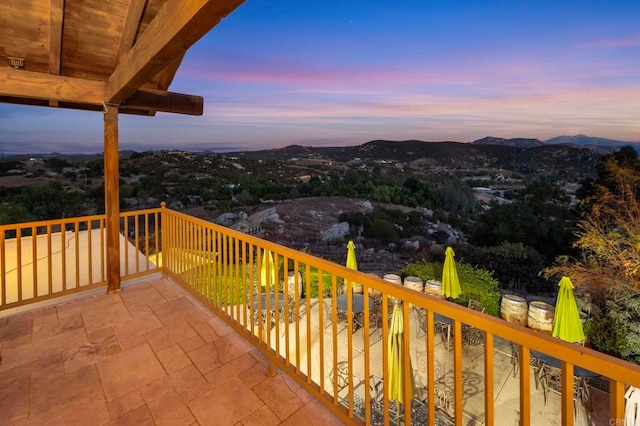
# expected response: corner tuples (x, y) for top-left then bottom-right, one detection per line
(0, 0), (245, 116)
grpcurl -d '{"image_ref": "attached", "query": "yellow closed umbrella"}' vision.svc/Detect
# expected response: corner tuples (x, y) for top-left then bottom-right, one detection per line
(552, 276), (585, 343)
(346, 240), (358, 271)
(388, 303), (414, 423)
(260, 249), (276, 288)
(442, 247), (461, 299)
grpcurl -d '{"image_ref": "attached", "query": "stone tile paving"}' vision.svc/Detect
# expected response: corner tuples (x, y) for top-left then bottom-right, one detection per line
(0, 276), (343, 425)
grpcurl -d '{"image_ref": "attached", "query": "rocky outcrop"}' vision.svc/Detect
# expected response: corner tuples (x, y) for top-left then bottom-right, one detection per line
(321, 222), (350, 242)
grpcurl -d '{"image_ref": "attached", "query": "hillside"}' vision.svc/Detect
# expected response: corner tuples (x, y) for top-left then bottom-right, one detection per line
(544, 134), (638, 148)
(227, 139), (609, 180)
(471, 136), (544, 148)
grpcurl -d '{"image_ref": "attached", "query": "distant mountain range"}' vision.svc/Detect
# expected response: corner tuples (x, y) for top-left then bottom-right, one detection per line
(543, 134), (637, 148)
(472, 137), (544, 148)
(4, 134), (637, 162)
(471, 134), (638, 149)
(219, 133), (640, 182)
(228, 135), (636, 163)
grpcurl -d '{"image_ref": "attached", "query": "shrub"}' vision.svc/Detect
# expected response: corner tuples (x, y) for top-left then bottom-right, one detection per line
(364, 218), (400, 244)
(456, 242), (552, 294)
(402, 260), (501, 316)
(584, 316), (629, 358)
(304, 268), (343, 298)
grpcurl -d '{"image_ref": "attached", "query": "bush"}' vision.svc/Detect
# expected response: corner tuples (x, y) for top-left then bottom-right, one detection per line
(455, 242), (552, 294)
(584, 316), (629, 358)
(402, 260), (501, 316)
(304, 268), (343, 298)
(364, 219), (400, 244)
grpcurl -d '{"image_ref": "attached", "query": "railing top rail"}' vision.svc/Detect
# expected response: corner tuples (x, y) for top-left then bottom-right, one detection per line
(0, 214), (106, 231)
(120, 207), (162, 217)
(0, 207), (162, 233)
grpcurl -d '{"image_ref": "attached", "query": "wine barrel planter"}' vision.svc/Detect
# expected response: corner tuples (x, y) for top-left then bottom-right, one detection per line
(383, 274), (402, 304)
(500, 294), (528, 326)
(424, 280), (444, 298)
(404, 276), (423, 308)
(527, 301), (555, 334)
(365, 273), (382, 301)
(404, 276), (424, 292)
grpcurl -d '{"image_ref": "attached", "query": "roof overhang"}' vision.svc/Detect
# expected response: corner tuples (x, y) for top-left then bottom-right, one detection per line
(0, 0), (245, 116)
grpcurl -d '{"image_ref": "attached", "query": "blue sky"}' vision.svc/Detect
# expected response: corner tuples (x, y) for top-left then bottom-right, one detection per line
(1, 0), (639, 154)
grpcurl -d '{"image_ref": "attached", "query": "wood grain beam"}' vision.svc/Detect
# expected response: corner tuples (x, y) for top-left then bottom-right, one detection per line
(0, 68), (105, 105)
(104, 104), (121, 293)
(123, 89), (203, 115)
(49, 0), (65, 75)
(0, 95), (151, 115)
(115, 0), (147, 68)
(154, 54), (185, 91)
(0, 70), (196, 116)
(107, 0), (245, 103)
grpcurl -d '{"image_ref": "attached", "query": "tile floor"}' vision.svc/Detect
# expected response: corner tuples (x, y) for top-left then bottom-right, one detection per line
(0, 275), (343, 425)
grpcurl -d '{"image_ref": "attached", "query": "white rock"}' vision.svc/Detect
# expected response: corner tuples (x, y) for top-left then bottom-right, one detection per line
(321, 222), (350, 242)
(215, 212), (239, 226)
(403, 240), (420, 250)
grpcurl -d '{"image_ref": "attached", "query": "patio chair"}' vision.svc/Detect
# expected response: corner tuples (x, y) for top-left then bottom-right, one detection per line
(530, 350), (597, 415)
(370, 375), (455, 425)
(329, 361), (358, 395)
(363, 300), (384, 342)
(461, 300), (485, 358)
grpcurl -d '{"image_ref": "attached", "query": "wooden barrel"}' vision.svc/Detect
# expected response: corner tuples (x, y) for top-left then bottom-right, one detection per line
(424, 280), (444, 298)
(500, 294), (528, 326)
(403, 276), (423, 308)
(527, 301), (555, 334)
(366, 273), (382, 301)
(403, 275), (424, 292)
(383, 274), (402, 304)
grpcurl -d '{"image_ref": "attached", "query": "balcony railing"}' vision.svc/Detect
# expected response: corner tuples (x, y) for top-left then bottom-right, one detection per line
(2, 205), (639, 425)
(0, 208), (161, 310)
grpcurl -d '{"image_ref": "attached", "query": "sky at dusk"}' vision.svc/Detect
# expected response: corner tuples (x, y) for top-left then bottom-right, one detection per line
(1, 0), (639, 154)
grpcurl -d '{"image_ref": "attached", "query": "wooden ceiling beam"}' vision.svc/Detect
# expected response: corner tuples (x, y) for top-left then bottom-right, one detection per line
(49, 0), (65, 76)
(0, 68), (105, 105)
(123, 88), (203, 115)
(115, 0), (147, 68)
(154, 54), (185, 91)
(106, 0), (244, 104)
(0, 67), (201, 115)
(0, 95), (153, 116)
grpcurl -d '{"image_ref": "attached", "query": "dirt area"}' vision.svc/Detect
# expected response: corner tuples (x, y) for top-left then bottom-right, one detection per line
(183, 197), (367, 244)
(0, 174), (58, 188)
(255, 197), (365, 243)
(224, 197), (426, 275)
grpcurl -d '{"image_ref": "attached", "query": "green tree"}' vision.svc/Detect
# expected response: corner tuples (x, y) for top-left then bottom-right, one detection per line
(0, 204), (37, 225)
(545, 148), (640, 363)
(471, 178), (576, 260)
(548, 148), (640, 294)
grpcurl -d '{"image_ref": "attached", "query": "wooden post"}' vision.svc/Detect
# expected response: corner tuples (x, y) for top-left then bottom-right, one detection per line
(104, 103), (121, 293)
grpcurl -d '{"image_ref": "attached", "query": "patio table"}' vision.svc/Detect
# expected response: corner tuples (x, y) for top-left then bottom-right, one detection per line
(530, 350), (599, 378)
(249, 293), (288, 336)
(251, 292), (286, 311)
(434, 313), (453, 350)
(334, 294), (376, 332)
(336, 294), (375, 314)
